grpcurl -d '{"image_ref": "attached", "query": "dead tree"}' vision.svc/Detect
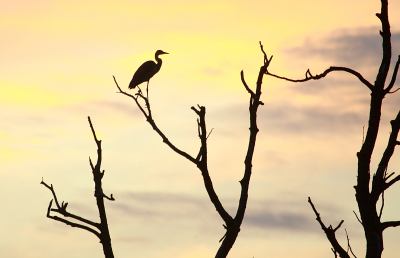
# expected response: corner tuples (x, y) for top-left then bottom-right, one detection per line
(264, 0), (400, 257)
(41, 116), (115, 258)
(113, 43), (271, 258)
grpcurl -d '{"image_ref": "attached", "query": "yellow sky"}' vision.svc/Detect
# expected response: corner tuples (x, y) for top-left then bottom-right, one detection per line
(1, 0), (393, 107)
(1, 1), (400, 258)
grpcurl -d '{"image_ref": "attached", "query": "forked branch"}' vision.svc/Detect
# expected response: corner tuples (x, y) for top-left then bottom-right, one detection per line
(41, 180), (101, 234)
(385, 55), (400, 94)
(308, 197), (350, 258)
(42, 117), (115, 258)
(113, 76), (197, 164)
(114, 76), (233, 241)
(115, 42), (267, 258)
(371, 110), (400, 203)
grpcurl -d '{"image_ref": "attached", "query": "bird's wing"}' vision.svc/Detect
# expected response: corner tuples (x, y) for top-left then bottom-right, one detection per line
(129, 61), (157, 89)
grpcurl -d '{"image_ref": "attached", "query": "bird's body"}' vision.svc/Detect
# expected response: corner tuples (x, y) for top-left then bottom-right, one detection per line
(129, 50), (168, 89)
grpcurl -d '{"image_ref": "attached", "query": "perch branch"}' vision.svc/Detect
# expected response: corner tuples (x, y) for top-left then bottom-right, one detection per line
(113, 76), (197, 164)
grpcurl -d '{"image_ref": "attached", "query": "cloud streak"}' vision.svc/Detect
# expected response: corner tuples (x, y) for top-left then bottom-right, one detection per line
(106, 191), (324, 234)
(287, 27), (400, 70)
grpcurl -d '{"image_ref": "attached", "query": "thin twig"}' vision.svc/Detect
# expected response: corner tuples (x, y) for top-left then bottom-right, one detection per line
(345, 229), (357, 258)
(379, 169), (387, 218)
(241, 70), (254, 97)
(88, 116), (99, 143)
(353, 210), (363, 225)
(384, 55), (400, 94)
(206, 128), (214, 139)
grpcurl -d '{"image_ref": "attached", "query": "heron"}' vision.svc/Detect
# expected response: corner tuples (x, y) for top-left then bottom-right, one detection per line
(128, 50), (169, 90)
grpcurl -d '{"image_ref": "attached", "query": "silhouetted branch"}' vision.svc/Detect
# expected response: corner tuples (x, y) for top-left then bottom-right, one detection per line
(214, 42), (266, 258)
(345, 229), (357, 258)
(332, 248), (338, 258)
(260, 1), (398, 257)
(45, 200), (101, 238)
(379, 185), (385, 219)
(193, 105), (233, 223)
(259, 41), (273, 66)
(374, 0), (392, 91)
(41, 179), (62, 209)
(385, 55), (400, 94)
(241, 70), (254, 97)
(308, 197), (350, 258)
(116, 42), (266, 258)
(206, 128), (214, 139)
(371, 110), (400, 202)
(41, 180), (101, 233)
(388, 87), (400, 94)
(114, 75), (149, 117)
(113, 76), (197, 164)
(115, 75), (233, 238)
(42, 117), (115, 258)
(266, 66), (373, 91)
(385, 174), (400, 190)
(378, 168), (389, 219)
(381, 220), (400, 230)
(353, 211), (363, 225)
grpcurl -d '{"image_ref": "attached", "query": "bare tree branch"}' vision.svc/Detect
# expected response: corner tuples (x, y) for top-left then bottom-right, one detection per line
(381, 220), (400, 230)
(241, 70), (254, 97)
(113, 76), (197, 164)
(266, 66), (373, 90)
(115, 76), (234, 257)
(115, 42), (267, 258)
(384, 55), (400, 94)
(41, 181), (101, 230)
(216, 42), (267, 258)
(379, 177), (385, 219)
(261, 1), (398, 257)
(191, 105), (233, 225)
(345, 229), (357, 258)
(374, 1), (392, 91)
(45, 200), (102, 239)
(384, 174), (400, 191)
(42, 117), (115, 258)
(308, 197), (350, 258)
(371, 110), (400, 203)
(332, 248), (338, 258)
(353, 210), (363, 225)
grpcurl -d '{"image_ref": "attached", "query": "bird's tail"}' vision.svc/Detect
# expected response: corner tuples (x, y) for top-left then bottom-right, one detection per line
(128, 81), (136, 89)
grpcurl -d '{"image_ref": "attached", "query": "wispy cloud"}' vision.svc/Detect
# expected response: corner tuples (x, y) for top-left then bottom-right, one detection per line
(287, 27), (400, 69)
(103, 190), (336, 234)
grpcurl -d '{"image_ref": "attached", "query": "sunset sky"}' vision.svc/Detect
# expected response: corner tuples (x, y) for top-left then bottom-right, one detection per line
(1, 0), (400, 257)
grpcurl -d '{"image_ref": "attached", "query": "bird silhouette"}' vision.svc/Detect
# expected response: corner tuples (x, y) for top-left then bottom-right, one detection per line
(129, 50), (169, 89)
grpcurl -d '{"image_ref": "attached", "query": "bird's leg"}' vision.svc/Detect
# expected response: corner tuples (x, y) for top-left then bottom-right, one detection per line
(137, 85), (142, 94)
(144, 81), (150, 109)
(146, 81), (149, 100)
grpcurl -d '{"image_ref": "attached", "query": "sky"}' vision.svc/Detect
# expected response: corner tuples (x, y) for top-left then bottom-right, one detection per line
(1, 0), (400, 257)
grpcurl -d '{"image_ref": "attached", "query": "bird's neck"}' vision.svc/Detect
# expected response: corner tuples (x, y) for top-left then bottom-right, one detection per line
(155, 55), (162, 69)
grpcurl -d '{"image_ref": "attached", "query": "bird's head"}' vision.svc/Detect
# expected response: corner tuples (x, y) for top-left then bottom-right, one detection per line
(155, 50), (169, 57)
